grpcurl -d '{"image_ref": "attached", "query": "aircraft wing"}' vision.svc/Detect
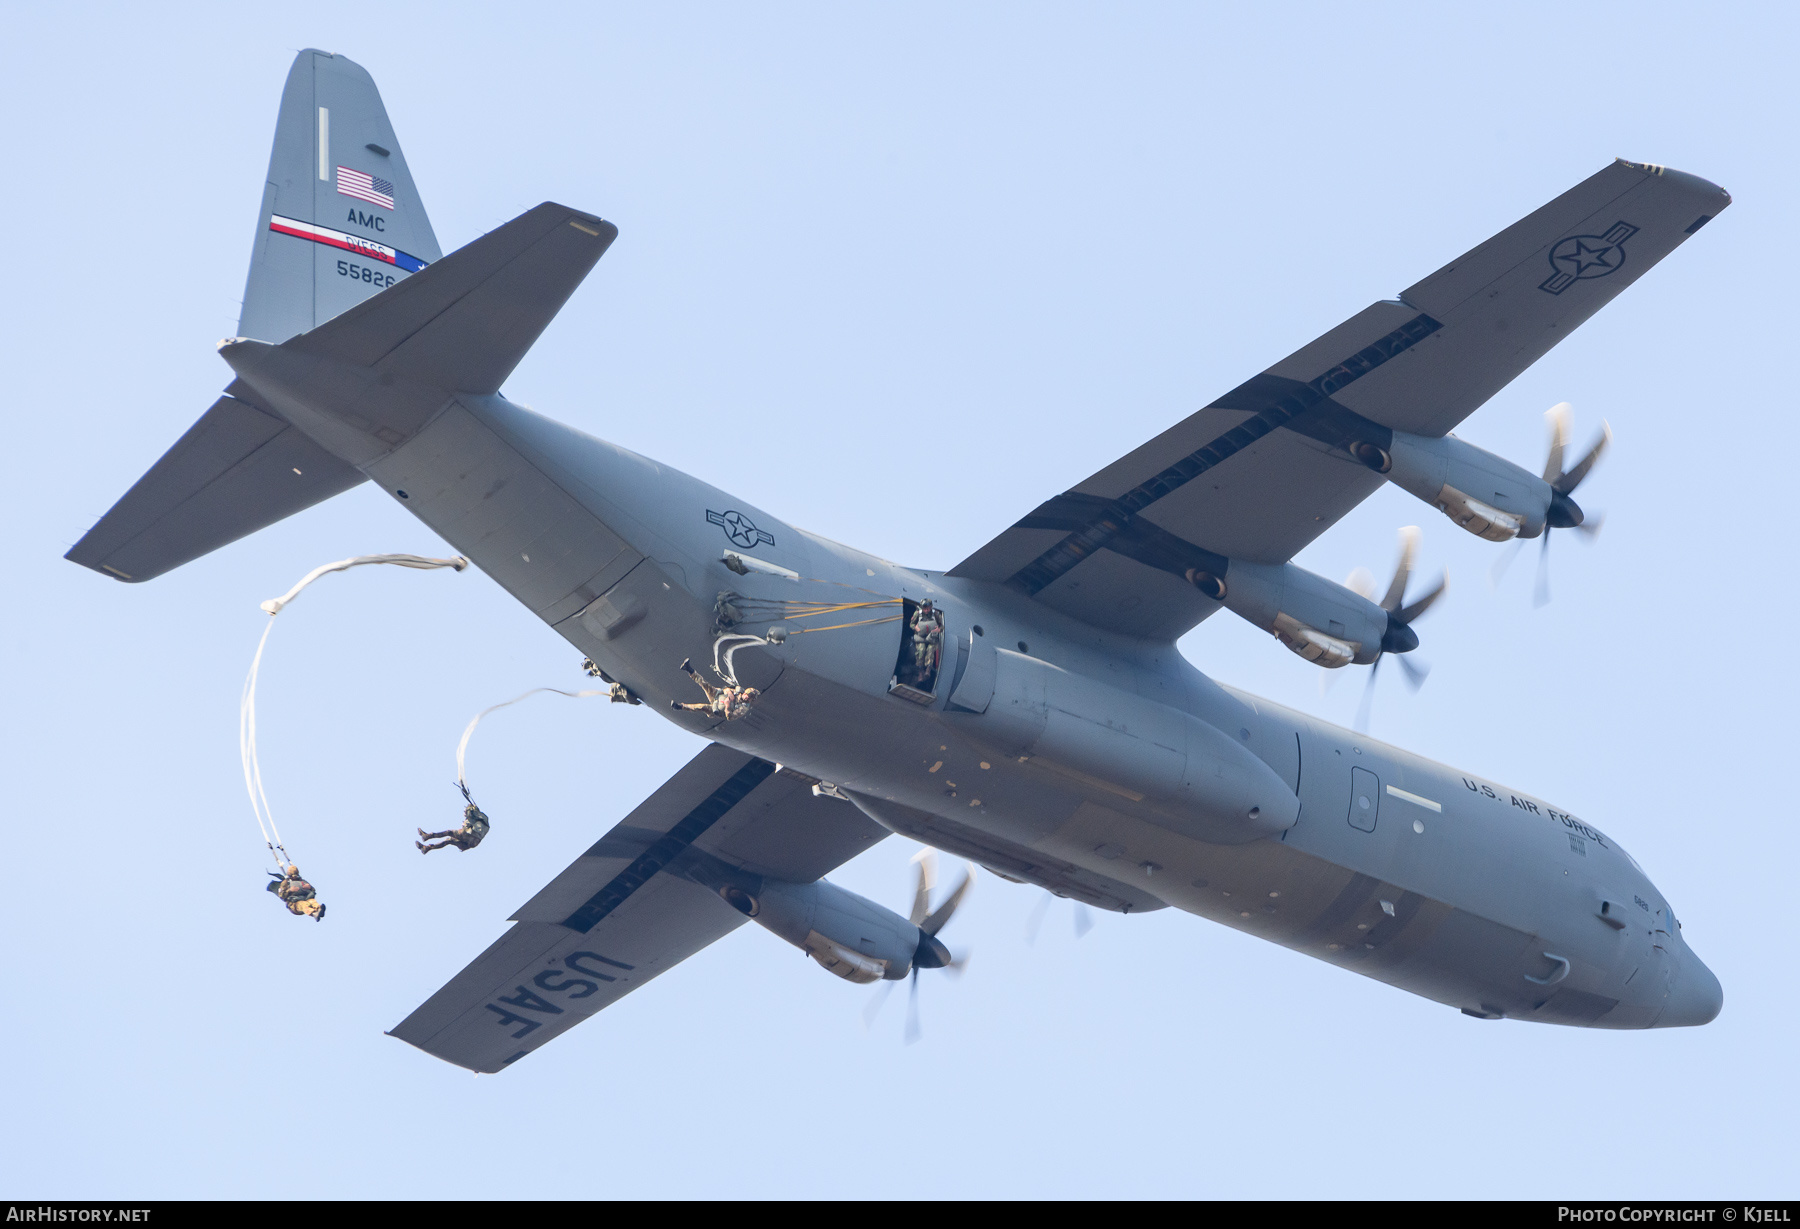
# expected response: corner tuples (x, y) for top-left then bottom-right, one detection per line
(389, 745), (888, 1073)
(948, 159), (1730, 640)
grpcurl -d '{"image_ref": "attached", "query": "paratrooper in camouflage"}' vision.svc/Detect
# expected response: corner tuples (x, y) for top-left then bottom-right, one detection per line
(671, 658), (760, 721)
(712, 591), (746, 634)
(418, 801), (491, 854)
(909, 600), (944, 688)
(582, 657), (641, 704)
(267, 864), (326, 920)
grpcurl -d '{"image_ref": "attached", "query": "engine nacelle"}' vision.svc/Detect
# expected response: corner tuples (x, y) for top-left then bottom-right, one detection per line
(1192, 559), (1392, 668)
(721, 878), (928, 984)
(1353, 431), (1551, 542)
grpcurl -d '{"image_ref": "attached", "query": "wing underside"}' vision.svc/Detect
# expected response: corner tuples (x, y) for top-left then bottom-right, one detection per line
(950, 160), (1730, 640)
(390, 745), (887, 1073)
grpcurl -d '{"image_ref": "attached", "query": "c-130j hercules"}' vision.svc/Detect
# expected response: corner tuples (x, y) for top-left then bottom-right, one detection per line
(69, 51), (1727, 1071)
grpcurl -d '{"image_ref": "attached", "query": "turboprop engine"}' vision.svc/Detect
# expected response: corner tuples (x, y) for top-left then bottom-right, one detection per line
(1191, 557), (1392, 669)
(719, 857), (971, 985)
(1346, 403), (1610, 544)
(1182, 530), (1443, 677)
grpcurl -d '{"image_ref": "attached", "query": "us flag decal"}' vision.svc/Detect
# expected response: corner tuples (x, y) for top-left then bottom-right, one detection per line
(337, 165), (395, 210)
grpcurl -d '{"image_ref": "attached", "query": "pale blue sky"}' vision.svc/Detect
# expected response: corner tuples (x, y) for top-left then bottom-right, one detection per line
(3, 2), (1794, 1198)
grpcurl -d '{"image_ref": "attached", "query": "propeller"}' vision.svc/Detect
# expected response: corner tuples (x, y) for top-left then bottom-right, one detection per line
(1025, 891), (1095, 944)
(1491, 403), (1609, 605)
(1349, 526), (1446, 733)
(862, 849), (973, 1043)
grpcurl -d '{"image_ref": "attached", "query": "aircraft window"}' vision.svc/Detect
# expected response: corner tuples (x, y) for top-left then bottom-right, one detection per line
(1017, 641), (1029, 653)
(1347, 766), (1379, 832)
(972, 625), (984, 637)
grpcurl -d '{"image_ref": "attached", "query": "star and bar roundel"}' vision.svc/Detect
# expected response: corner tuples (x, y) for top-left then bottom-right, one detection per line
(1539, 221), (1638, 295)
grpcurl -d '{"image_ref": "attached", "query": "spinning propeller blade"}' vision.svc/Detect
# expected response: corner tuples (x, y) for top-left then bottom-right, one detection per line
(1515, 404), (1610, 607)
(1542, 402), (1571, 486)
(861, 980), (895, 1030)
(904, 970), (922, 1045)
(1490, 539), (1524, 588)
(908, 848), (936, 926)
(1025, 892), (1050, 945)
(1395, 575), (1447, 626)
(921, 866), (973, 936)
(868, 849), (976, 1043)
(1379, 527), (1419, 613)
(1354, 526), (1444, 732)
(1355, 655), (1381, 734)
(1026, 891), (1096, 943)
(1545, 403), (1613, 495)
(1534, 530), (1552, 608)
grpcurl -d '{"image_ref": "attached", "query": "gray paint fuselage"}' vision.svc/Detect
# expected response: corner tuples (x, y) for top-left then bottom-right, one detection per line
(359, 389), (1720, 1030)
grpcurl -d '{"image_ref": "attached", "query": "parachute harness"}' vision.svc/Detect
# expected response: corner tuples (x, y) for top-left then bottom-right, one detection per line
(239, 553), (468, 874)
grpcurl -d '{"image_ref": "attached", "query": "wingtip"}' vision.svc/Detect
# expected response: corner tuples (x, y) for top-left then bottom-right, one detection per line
(1614, 158), (1732, 206)
(542, 203), (618, 241)
(63, 545), (142, 582)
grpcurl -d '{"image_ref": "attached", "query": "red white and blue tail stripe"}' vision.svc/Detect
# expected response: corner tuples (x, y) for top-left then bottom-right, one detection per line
(268, 215), (429, 273)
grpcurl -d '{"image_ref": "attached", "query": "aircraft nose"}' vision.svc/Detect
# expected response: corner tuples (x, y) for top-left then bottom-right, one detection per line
(1658, 953), (1723, 1027)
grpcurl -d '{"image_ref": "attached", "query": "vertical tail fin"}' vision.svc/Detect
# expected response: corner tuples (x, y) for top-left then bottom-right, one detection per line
(239, 49), (442, 343)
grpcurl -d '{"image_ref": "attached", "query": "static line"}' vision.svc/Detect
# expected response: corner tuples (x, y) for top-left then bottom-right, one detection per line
(456, 688), (606, 787)
(240, 553), (467, 869)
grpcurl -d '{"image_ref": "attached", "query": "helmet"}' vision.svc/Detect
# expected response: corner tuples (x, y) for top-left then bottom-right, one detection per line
(285, 864), (299, 877)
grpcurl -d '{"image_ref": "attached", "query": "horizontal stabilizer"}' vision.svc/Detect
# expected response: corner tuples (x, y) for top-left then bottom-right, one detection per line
(65, 396), (365, 582)
(287, 202), (618, 394)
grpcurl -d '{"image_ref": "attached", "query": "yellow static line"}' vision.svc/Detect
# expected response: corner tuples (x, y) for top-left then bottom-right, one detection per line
(788, 615), (903, 634)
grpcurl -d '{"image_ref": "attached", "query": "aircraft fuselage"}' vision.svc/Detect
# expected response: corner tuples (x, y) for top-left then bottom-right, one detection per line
(336, 388), (1721, 1030)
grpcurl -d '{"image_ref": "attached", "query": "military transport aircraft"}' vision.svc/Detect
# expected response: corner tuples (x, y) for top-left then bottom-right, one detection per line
(67, 50), (1728, 1072)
